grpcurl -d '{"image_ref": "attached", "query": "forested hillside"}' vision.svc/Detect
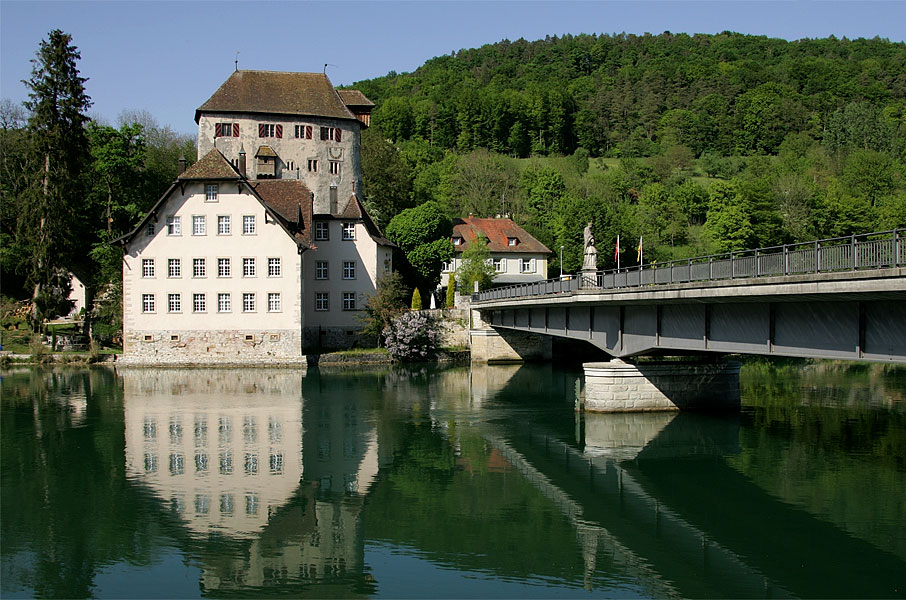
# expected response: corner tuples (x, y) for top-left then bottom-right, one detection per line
(354, 32), (906, 277)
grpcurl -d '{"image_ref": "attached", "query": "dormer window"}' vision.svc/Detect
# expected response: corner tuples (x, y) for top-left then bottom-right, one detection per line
(452, 237), (463, 246)
(205, 184), (218, 202)
(508, 237), (518, 246)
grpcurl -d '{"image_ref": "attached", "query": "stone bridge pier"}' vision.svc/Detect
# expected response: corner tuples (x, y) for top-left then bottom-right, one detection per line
(581, 359), (741, 413)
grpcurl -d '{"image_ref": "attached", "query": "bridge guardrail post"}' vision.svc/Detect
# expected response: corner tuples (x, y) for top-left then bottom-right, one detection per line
(783, 245), (789, 274)
(730, 252), (734, 280)
(896, 229), (901, 267)
(815, 241), (820, 273)
(852, 234), (857, 271)
(755, 249), (759, 277)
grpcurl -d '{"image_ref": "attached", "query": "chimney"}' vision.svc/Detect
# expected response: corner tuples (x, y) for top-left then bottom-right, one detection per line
(238, 145), (247, 178)
(329, 183), (338, 214)
(178, 154), (186, 175)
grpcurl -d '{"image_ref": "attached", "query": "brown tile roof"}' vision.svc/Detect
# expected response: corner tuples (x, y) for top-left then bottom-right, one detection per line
(452, 217), (551, 254)
(320, 195), (394, 247)
(250, 179), (313, 246)
(337, 89), (375, 108)
(178, 148), (241, 180)
(255, 145), (277, 158)
(195, 70), (363, 122)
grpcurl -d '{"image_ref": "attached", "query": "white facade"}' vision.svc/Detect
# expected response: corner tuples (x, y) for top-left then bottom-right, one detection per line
(440, 254), (549, 289)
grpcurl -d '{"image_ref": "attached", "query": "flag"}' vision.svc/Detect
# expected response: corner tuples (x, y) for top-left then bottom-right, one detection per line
(637, 236), (643, 263)
(614, 235), (620, 261)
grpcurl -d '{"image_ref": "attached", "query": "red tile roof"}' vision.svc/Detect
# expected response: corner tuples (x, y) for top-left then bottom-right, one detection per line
(195, 71), (368, 123)
(451, 217), (550, 254)
(178, 148), (241, 180)
(251, 180), (313, 246)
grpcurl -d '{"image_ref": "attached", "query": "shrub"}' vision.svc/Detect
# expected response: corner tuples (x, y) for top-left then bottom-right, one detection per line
(383, 311), (441, 361)
(446, 272), (456, 307)
(411, 288), (422, 310)
(359, 272), (409, 346)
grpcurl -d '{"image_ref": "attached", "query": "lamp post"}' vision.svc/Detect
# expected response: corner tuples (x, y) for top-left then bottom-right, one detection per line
(559, 245), (564, 278)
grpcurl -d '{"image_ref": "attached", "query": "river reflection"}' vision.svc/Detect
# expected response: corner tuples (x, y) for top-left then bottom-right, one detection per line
(1, 363), (904, 598)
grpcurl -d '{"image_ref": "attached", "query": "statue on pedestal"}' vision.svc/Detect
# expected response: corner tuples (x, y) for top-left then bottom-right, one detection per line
(582, 221), (598, 271)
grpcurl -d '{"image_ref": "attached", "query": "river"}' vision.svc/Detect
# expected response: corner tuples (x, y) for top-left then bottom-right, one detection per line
(1, 361), (904, 598)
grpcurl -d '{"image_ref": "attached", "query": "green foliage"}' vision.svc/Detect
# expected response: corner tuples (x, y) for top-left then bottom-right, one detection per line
(446, 272), (456, 307)
(411, 288), (422, 310)
(361, 127), (414, 228)
(360, 271), (410, 346)
(456, 234), (496, 293)
(386, 202), (455, 292)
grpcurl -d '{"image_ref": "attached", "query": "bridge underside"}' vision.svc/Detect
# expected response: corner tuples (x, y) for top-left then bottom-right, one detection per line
(482, 297), (906, 363)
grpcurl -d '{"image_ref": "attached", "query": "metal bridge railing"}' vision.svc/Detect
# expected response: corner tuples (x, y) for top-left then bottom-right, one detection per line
(473, 229), (903, 303)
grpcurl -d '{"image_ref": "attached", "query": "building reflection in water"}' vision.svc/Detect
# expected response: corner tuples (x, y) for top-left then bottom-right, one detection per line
(121, 368), (380, 594)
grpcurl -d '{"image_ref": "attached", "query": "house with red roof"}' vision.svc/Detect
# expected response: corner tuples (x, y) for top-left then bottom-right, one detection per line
(440, 216), (552, 291)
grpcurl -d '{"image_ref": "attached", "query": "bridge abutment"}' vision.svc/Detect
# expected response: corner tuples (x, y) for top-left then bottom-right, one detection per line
(470, 328), (552, 363)
(582, 360), (740, 413)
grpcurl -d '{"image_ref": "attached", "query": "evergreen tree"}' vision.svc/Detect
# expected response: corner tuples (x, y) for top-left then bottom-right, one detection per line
(20, 30), (92, 327)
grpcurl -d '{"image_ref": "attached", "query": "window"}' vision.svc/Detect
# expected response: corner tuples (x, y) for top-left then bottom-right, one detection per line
(142, 294), (155, 313)
(494, 258), (505, 273)
(243, 293), (256, 312)
(315, 261), (328, 280)
(452, 237), (463, 246)
(267, 258), (281, 277)
(343, 292), (356, 311)
(244, 452), (259, 475)
(142, 259), (155, 278)
(205, 184), (218, 202)
(192, 215), (206, 236)
(193, 258), (206, 278)
(342, 222), (355, 240)
(295, 124), (313, 139)
(508, 237), (518, 246)
(315, 292), (329, 311)
(258, 123), (282, 138)
(269, 452), (284, 474)
(521, 258), (536, 273)
(218, 258), (231, 277)
(328, 161), (341, 175)
(217, 215), (230, 235)
(215, 122), (236, 137)
(320, 126), (341, 142)
(268, 292), (281, 312)
(243, 215), (256, 235)
(315, 222), (329, 241)
(167, 215), (181, 236)
(343, 261), (356, 280)
(307, 159), (319, 172)
(218, 293), (231, 313)
(168, 258), (181, 278)
(193, 293), (206, 313)
(146, 223), (155, 236)
(168, 293), (181, 313)
(243, 258), (256, 277)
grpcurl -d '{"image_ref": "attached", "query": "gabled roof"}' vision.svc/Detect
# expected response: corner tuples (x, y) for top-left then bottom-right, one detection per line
(337, 89), (375, 108)
(316, 194), (394, 248)
(452, 217), (551, 254)
(195, 70), (365, 123)
(250, 180), (313, 246)
(178, 148), (241, 180)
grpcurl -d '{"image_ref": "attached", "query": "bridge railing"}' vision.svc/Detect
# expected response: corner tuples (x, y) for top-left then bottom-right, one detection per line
(473, 229), (903, 302)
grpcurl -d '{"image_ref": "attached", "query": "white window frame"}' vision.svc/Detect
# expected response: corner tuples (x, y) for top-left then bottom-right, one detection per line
(267, 257), (281, 277)
(218, 257), (231, 278)
(217, 215), (231, 235)
(242, 215), (256, 235)
(508, 237), (518, 247)
(193, 258), (206, 278)
(205, 184), (218, 202)
(342, 222), (355, 241)
(142, 258), (155, 278)
(342, 261), (356, 280)
(192, 215), (206, 236)
(315, 222), (329, 241)
(142, 294), (155, 313)
(166, 215), (181, 236)
(315, 260), (328, 280)
(242, 292), (256, 313)
(243, 257), (256, 277)
(168, 258), (181, 278)
(168, 293), (181, 313)
(218, 293), (231, 313)
(308, 159), (319, 172)
(452, 237), (463, 246)
(342, 292), (356, 311)
(267, 292), (281, 313)
(315, 292), (329, 311)
(494, 258), (505, 273)
(193, 293), (206, 313)
(520, 258), (536, 273)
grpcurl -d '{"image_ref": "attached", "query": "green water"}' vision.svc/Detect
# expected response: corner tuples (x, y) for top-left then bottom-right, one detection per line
(1, 362), (904, 598)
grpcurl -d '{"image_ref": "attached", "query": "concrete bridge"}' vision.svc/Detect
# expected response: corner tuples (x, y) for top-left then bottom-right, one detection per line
(468, 231), (906, 411)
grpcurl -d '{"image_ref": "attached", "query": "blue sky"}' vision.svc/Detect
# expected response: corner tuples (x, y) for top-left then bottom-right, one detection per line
(2, 1), (903, 135)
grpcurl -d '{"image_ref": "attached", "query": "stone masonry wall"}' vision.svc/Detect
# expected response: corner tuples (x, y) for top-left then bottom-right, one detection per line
(119, 330), (304, 366)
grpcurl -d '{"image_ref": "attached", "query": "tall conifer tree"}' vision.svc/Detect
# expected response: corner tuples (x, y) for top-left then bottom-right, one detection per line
(21, 30), (92, 325)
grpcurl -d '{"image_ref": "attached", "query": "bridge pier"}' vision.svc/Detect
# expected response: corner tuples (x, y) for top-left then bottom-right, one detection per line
(582, 359), (740, 413)
(470, 328), (552, 363)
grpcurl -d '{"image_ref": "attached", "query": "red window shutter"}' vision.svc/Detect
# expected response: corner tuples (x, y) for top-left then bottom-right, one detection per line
(275, 124), (283, 138)
(215, 123), (222, 137)
(335, 128), (341, 142)
(306, 126), (312, 139)
(259, 124), (266, 137)
(233, 123), (239, 137)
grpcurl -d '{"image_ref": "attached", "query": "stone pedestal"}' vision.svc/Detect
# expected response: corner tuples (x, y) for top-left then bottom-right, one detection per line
(582, 359), (740, 412)
(581, 268), (597, 287)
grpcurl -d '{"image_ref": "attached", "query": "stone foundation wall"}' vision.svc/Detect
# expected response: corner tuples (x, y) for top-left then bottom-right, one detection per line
(414, 308), (469, 348)
(119, 330), (304, 365)
(470, 328), (552, 363)
(303, 327), (369, 352)
(583, 360), (740, 413)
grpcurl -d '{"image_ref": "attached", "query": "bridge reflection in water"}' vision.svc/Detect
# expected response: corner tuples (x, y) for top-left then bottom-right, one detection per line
(117, 364), (904, 597)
